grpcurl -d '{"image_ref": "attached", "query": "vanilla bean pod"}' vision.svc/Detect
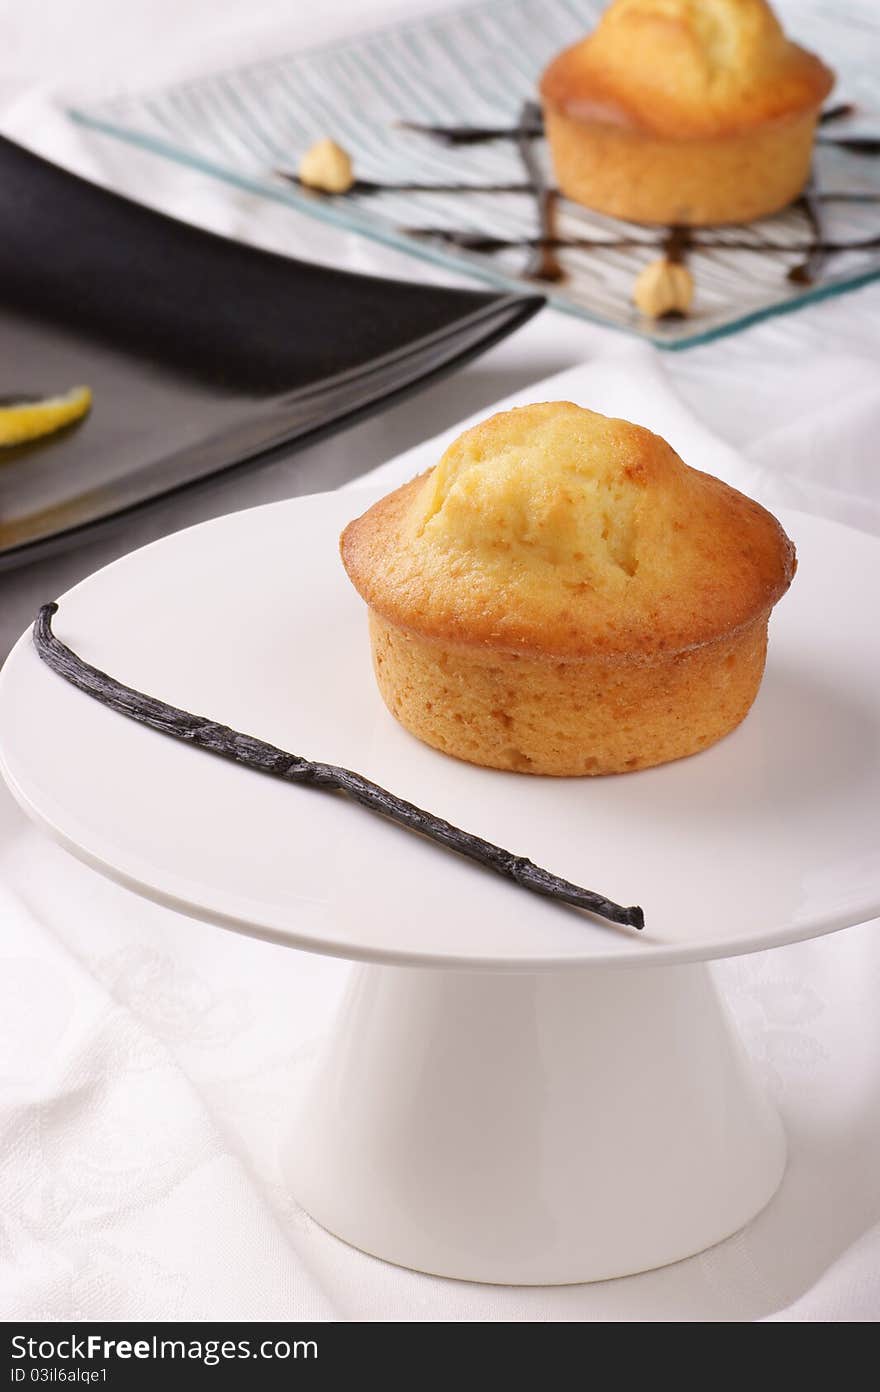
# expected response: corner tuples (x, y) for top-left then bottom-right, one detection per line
(33, 603), (644, 931)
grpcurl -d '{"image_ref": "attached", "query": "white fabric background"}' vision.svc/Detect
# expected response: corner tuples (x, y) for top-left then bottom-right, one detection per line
(1, 0), (879, 1322)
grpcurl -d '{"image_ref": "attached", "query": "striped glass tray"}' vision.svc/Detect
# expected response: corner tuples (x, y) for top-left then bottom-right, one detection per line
(71, 0), (880, 350)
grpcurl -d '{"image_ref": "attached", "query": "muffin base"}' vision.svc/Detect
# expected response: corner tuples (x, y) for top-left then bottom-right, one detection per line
(368, 610), (770, 776)
(542, 104), (819, 226)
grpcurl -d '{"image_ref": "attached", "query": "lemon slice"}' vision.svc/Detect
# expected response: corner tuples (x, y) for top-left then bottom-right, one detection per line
(0, 386), (92, 447)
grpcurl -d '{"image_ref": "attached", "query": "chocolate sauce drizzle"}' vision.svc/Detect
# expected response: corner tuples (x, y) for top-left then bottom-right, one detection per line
(790, 175), (829, 284)
(395, 115), (543, 145)
(281, 101), (880, 288)
(277, 171), (535, 195)
(816, 102), (880, 153)
(514, 100), (563, 283)
(404, 226), (880, 261)
(817, 135), (880, 155)
(819, 103), (857, 125)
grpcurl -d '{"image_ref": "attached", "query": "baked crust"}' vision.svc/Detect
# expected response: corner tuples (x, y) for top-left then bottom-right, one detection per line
(541, 103), (820, 225)
(340, 403), (796, 663)
(367, 609), (770, 775)
(539, 0), (833, 141)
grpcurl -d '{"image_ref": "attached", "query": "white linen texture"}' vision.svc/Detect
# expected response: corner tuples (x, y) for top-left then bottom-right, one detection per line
(1, 0), (879, 1324)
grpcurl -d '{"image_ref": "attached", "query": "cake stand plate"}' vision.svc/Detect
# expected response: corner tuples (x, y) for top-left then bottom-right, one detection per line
(1, 490), (877, 1283)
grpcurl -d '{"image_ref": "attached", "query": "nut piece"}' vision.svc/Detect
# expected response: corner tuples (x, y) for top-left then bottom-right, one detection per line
(633, 258), (694, 319)
(297, 138), (354, 194)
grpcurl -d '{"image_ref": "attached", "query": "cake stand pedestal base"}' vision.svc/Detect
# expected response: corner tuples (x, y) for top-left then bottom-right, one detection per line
(285, 960), (786, 1285)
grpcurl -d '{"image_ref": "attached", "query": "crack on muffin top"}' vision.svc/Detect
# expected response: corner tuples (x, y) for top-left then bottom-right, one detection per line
(414, 403), (643, 582)
(540, 0), (834, 138)
(340, 402), (796, 660)
(606, 0), (785, 77)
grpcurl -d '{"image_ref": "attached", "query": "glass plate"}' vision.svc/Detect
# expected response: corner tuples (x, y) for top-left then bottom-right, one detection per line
(71, 0), (880, 350)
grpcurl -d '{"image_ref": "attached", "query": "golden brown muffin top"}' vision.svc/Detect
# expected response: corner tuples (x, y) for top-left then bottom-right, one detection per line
(340, 403), (796, 661)
(540, 0), (833, 139)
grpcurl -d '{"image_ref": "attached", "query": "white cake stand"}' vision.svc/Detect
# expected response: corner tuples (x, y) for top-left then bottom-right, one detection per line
(1, 490), (878, 1285)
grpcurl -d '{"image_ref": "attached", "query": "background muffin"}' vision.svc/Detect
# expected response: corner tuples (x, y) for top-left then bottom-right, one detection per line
(540, 0), (834, 226)
(340, 403), (796, 777)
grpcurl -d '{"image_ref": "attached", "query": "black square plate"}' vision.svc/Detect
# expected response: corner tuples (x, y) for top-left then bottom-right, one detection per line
(0, 136), (542, 571)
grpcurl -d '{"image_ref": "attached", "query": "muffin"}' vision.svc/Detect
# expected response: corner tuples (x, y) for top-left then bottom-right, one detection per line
(340, 403), (795, 777)
(539, 0), (834, 226)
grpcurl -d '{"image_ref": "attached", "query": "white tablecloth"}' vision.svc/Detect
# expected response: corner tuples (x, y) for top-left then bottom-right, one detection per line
(2, 0), (879, 1323)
